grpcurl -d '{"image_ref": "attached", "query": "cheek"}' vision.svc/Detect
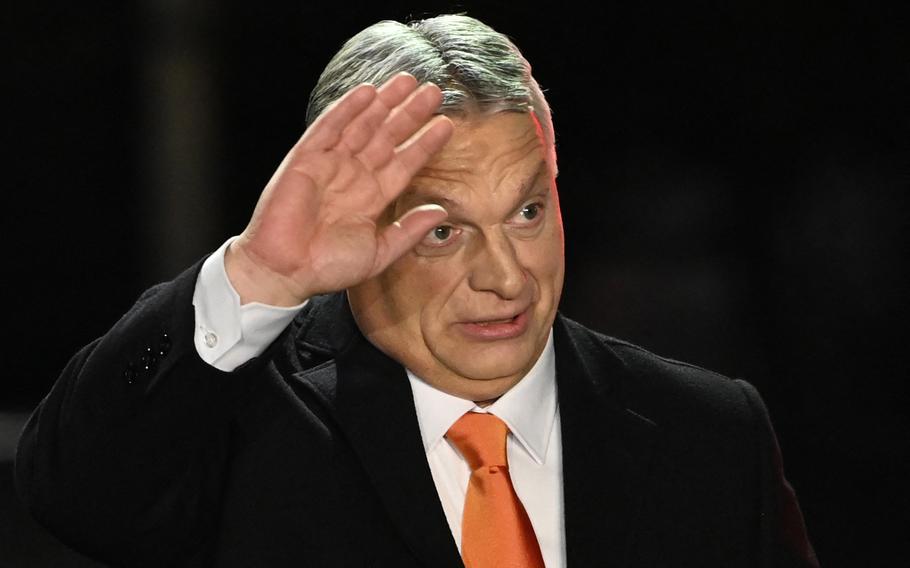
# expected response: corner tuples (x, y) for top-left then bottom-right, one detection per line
(387, 256), (466, 321)
(525, 226), (565, 280)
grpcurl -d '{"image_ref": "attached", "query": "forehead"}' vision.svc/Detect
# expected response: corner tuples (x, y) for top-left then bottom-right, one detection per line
(412, 111), (548, 186)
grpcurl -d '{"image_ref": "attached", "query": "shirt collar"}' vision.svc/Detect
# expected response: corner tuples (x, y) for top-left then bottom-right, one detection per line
(407, 330), (557, 465)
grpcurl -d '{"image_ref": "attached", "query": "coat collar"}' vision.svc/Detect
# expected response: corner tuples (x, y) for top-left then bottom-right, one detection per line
(554, 315), (660, 567)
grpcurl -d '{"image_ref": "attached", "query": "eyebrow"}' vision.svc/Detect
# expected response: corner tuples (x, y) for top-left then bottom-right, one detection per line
(398, 160), (550, 216)
(516, 161), (550, 199)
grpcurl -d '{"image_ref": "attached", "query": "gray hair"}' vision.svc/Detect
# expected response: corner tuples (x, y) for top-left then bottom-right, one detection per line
(306, 14), (556, 170)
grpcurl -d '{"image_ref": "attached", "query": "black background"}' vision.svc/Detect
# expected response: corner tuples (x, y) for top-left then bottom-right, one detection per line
(3, 1), (908, 566)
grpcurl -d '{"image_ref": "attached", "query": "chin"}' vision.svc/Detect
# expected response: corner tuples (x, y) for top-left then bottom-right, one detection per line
(430, 328), (541, 378)
(446, 373), (521, 403)
(440, 348), (535, 382)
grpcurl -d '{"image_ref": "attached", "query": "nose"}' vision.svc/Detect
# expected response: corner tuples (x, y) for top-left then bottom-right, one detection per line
(468, 230), (527, 300)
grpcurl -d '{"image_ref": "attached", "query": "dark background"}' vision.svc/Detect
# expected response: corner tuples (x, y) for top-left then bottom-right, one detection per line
(3, 1), (907, 566)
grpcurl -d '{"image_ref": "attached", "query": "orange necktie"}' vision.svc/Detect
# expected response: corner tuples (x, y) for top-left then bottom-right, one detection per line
(446, 412), (546, 568)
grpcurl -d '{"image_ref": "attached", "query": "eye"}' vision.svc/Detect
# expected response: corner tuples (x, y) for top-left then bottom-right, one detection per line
(520, 203), (541, 221)
(421, 224), (459, 247)
(513, 201), (544, 225)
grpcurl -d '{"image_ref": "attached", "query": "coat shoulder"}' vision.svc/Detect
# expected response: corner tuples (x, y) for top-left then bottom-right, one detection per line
(557, 315), (761, 430)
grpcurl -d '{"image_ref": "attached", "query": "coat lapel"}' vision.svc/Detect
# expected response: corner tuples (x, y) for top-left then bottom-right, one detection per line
(555, 316), (660, 567)
(290, 294), (463, 568)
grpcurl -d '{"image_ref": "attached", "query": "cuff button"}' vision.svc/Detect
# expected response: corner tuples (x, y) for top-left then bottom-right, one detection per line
(123, 364), (137, 385)
(140, 347), (157, 372)
(158, 333), (171, 357)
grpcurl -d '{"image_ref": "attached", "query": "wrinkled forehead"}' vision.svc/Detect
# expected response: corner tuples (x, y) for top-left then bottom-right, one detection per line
(421, 110), (552, 178)
(395, 111), (553, 213)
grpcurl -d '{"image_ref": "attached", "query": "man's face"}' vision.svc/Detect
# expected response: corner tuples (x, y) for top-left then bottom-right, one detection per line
(348, 111), (564, 402)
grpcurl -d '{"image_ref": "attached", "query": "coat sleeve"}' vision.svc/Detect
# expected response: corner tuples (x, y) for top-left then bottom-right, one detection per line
(15, 260), (266, 567)
(736, 380), (820, 568)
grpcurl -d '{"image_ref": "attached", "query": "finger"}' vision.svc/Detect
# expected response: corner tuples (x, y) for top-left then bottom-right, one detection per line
(299, 84), (377, 150)
(339, 73), (421, 155)
(371, 204), (449, 275)
(376, 115), (454, 195)
(376, 73), (420, 110)
(356, 83), (444, 170)
(384, 82), (444, 147)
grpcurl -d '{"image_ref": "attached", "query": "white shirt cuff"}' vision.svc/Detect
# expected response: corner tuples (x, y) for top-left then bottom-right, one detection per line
(192, 237), (307, 371)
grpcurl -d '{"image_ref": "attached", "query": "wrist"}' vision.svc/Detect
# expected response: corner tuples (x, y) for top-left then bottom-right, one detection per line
(224, 240), (310, 307)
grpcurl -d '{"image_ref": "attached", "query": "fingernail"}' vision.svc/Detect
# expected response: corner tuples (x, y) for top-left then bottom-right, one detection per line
(396, 204), (447, 227)
(402, 204), (447, 219)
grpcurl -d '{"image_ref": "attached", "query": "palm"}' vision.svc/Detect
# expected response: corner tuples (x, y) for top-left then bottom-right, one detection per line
(276, 150), (395, 291)
(229, 74), (453, 305)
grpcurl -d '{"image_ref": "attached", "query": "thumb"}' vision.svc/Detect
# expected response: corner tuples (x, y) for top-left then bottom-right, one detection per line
(372, 204), (448, 274)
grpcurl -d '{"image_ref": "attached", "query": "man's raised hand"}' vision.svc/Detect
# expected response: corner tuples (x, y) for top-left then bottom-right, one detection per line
(225, 73), (454, 306)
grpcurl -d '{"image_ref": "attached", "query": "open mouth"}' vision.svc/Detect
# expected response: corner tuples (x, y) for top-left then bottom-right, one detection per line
(457, 310), (530, 340)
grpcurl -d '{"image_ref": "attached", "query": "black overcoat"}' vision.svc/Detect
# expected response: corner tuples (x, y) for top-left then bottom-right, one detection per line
(16, 261), (818, 567)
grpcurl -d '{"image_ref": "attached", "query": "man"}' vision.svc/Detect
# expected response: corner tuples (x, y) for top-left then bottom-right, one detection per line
(16, 15), (817, 567)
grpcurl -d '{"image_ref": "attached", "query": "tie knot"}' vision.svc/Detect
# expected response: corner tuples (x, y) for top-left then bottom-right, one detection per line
(446, 412), (509, 470)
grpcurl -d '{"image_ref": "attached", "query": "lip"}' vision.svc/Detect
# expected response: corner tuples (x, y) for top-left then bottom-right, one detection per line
(456, 308), (530, 341)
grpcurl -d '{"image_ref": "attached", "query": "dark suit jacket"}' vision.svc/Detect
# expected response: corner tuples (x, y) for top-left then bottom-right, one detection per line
(16, 262), (818, 567)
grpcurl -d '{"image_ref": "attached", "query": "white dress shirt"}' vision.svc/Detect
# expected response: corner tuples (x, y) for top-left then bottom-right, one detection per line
(192, 238), (567, 567)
